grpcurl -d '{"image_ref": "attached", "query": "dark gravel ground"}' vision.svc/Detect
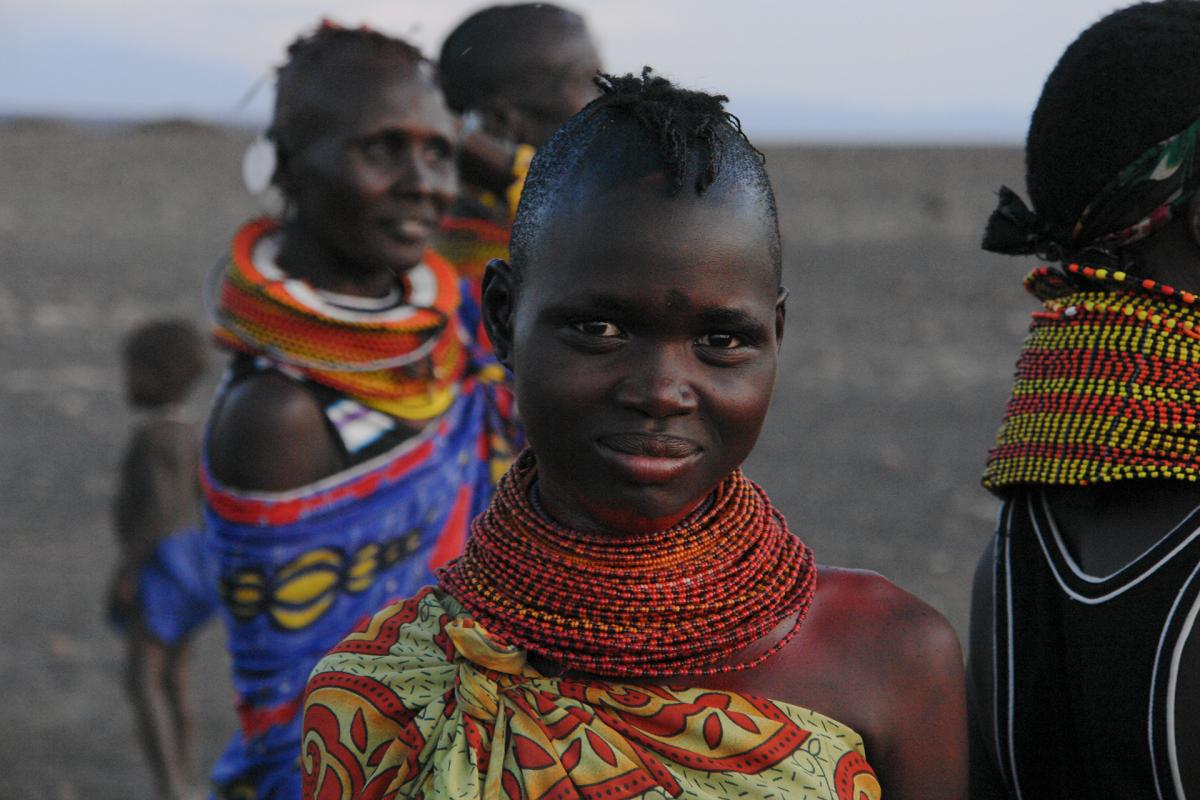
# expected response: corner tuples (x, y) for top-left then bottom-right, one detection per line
(0, 119), (1036, 798)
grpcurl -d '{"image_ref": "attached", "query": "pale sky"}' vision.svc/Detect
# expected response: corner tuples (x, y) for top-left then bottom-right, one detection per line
(2, 0), (1128, 141)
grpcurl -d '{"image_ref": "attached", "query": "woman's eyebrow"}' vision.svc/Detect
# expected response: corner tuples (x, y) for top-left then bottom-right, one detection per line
(695, 307), (766, 331)
(541, 294), (634, 316)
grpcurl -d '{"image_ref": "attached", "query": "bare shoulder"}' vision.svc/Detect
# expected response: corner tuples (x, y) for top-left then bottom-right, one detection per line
(813, 567), (967, 798)
(815, 566), (962, 668)
(206, 371), (342, 491)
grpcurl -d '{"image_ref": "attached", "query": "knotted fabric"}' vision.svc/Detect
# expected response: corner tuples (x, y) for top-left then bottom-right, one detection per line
(302, 587), (881, 800)
(983, 115), (1200, 261)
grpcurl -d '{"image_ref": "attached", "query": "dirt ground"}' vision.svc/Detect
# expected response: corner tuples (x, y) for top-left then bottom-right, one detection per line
(0, 119), (1036, 798)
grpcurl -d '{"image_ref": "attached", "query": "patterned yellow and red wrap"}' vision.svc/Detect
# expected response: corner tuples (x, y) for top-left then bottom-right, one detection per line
(211, 218), (468, 421)
(985, 265), (1200, 490)
(301, 587), (881, 800)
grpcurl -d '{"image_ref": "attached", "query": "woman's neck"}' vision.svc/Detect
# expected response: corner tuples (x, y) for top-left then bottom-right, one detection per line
(277, 222), (401, 299)
(1127, 217), (1200, 291)
(532, 473), (712, 536)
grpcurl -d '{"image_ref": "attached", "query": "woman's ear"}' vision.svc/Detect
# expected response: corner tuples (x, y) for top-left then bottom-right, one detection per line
(482, 258), (518, 370)
(774, 286), (788, 352)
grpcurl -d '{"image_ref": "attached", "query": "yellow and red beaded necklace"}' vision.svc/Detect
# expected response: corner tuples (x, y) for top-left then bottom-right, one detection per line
(210, 218), (468, 422)
(985, 262), (1200, 490)
(437, 453), (818, 678)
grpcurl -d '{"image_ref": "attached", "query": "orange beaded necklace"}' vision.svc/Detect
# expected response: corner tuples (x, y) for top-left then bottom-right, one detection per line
(437, 452), (817, 678)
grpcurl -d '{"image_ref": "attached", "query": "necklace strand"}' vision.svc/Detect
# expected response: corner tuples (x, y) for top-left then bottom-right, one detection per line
(437, 455), (817, 678)
(985, 263), (1200, 488)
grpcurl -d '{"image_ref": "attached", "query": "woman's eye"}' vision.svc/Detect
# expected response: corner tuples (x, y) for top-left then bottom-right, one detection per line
(572, 321), (622, 337)
(360, 140), (393, 164)
(424, 140), (453, 164)
(697, 332), (743, 349)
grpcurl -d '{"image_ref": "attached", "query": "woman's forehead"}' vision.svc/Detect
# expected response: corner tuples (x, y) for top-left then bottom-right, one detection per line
(282, 60), (444, 137)
(525, 174), (777, 292)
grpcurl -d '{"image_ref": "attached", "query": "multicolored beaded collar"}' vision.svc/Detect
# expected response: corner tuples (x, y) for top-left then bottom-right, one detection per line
(209, 218), (468, 421)
(438, 452), (818, 678)
(984, 262), (1200, 490)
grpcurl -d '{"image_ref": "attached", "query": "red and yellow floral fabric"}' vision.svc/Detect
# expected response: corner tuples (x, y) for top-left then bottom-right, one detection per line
(302, 587), (881, 800)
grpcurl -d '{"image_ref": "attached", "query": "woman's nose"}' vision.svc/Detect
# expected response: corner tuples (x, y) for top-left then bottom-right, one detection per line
(391, 146), (455, 201)
(614, 346), (698, 418)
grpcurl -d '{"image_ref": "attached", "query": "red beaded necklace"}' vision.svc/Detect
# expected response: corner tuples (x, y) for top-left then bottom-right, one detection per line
(437, 453), (818, 678)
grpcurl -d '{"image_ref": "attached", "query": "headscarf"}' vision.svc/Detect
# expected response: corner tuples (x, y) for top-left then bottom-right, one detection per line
(983, 116), (1200, 262)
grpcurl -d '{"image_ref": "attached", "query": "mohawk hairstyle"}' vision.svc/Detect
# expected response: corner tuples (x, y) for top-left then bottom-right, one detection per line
(511, 68), (781, 277)
(590, 68), (763, 194)
(1025, 0), (1200, 239)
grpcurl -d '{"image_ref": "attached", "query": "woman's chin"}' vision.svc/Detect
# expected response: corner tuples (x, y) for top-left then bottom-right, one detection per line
(578, 490), (711, 535)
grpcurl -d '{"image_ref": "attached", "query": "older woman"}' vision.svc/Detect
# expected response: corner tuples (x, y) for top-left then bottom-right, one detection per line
(203, 22), (517, 799)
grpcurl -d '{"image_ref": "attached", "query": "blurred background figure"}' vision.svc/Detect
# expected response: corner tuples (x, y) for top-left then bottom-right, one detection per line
(971, 2), (1200, 798)
(434, 3), (602, 306)
(109, 318), (214, 800)
(202, 20), (517, 798)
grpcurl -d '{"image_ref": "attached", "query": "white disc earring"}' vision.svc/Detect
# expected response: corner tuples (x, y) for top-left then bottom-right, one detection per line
(242, 133), (277, 196)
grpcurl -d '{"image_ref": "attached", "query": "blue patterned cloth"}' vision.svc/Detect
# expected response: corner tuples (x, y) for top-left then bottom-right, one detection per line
(108, 527), (220, 645)
(203, 376), (515, 799)
(140, 527), (220, 645)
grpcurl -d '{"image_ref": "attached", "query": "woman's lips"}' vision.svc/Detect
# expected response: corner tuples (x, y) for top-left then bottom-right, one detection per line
(600, 433), (699, 457)
(595, 433), (701, 484)
(382, 218), (435, 242)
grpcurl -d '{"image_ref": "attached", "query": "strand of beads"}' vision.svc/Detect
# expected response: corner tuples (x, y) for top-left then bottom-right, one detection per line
(984, 263), (1200, 489)
(438, 455), (817, 678)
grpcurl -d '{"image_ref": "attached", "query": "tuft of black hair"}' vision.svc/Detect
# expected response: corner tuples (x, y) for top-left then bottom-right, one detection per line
(270, 20), (430, 156)
(586, 67), (764, 194)
(510, 68), (781, 278)
(124, 318), (208, 392)
(438, 3), (586, 114)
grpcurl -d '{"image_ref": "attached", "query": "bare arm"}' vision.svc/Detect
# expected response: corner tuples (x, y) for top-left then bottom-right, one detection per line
(868, 583), (968, 800)
(206, 371), (343, 492)
(110, 422), (198, 615)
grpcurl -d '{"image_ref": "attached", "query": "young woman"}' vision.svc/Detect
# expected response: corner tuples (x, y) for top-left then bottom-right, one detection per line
(971, 3), (1200, 797)
(301, 71), (966, 800)
(203, 22), (517, 798)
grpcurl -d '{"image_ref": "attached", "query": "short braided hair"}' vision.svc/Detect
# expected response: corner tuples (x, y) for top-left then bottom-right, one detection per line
(511, 68), (781, 278)
(1026, 1), (1200, 239)
(439, 3), (588, 114)
(270, 21), (432, 172)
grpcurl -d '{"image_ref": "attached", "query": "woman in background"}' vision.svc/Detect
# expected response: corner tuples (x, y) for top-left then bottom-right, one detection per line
(203, 22), (517, 798)
(972, 2), (1200, 796)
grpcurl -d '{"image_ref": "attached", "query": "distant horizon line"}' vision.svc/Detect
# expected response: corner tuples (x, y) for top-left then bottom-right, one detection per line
(0, 110), (1025, 148)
